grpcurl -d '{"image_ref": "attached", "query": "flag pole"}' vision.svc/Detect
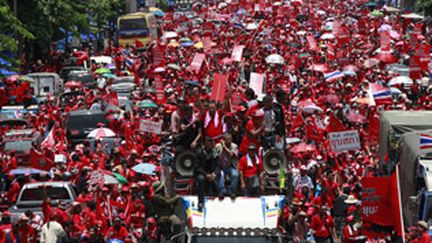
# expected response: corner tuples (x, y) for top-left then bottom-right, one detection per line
(395, 165), (406, 242)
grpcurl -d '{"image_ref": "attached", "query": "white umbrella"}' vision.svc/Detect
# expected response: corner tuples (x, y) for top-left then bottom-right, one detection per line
(163, 31), (178, 39)
(103, 174), (119, 184)
(378, 24), (392, 32)
(154, 67), (166, 73)
(265, 54), (284, 64)
(390, 87), (402, 94)
(320, 33), (335, 40)
(87, 128), (116, 139)
(401, 13), (424, 19)
(388, 76), (413, 86)
(296, 30), (307, 35)
(245, 22), (258, 30)
(218, 2), (227, 9)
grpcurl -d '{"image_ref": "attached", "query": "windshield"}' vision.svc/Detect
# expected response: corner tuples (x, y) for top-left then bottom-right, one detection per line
(119, 18), (148, 30)
(191, 236), (280, 243)
(4, 140), (33, 153)
(20, 187), (70, 201)
(67, 113), (107, 130)
(425, 194), (432, 223)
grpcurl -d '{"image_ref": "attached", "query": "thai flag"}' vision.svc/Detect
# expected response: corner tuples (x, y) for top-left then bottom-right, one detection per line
(125, 57), (134, 71)
(420, 134), (432, 150)
(370, 83), (392, 105)
(324, 70), (344, 82)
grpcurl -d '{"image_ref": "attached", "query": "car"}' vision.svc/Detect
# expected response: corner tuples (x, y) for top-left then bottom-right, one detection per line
(8, 181), (77, 223)
(64, 109), (108, 145)
(60, 66), (87, 80)
(66, 70), (95, 88)
(26, 72), (63, 101)
(2, 129), (43, 166)
(109, 82), (136, 98)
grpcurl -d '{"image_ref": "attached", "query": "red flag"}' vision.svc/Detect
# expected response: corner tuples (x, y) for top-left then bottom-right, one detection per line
(327, 43), (336, 61)
(360, 169), (404, 237)
(152, 45), (165, 67)
(189, 53), (206, 73)
(105, 91), (119, 107)
(326, 114), (346, 132)
(409, 55), (422, 80)
(380, 32), (391, 51)
(210, 73), (228, 102)
(135, 39), (144, 48)
(368, 110), (380, 144)
(306, 35), (319, 52)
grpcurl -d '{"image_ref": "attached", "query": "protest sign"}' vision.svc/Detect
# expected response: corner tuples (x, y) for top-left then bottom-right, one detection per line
(249, 72), (265, 96)
(140, 119), (163, 134)
(329, 130), (361, 152)
(189, 53), (205, 73)
(210, 73), (228, 102)
(231, 45), (245, 62)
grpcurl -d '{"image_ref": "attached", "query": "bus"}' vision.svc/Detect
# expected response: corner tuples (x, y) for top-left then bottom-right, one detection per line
(117, 12), (158, 47)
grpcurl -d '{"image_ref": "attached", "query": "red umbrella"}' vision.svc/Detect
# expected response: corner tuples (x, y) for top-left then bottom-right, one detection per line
(307, 63), (329, 73)
(325, 94), (340, 104)
(343, 65), (359, 72)
(346, 112), (366, 124)
(6, 75), (20, 83)
(65, 81), (83, 89)
(376, 53), (397, 63)
(290, 143), (316, 153)
(364, 58), (380, 68)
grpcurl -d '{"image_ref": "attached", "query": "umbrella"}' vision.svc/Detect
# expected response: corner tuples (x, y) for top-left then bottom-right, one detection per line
(370, 10), (384, 17)
(102, 73), (117, 79)
(185, 80), (200, 86)
(401, 13), (424, 19)
(95, 68), (111, 74)
(181, 41), (195, 47)
(105, 63), (116, 69)
(297, 99), (323, 113)
(265, 54), (284, 64)
(307, 63), (329, 72)
(343, 65), (359, 72)
(364, 58), (380, 68)
(325, 94), (340, 104)
(378, 24), (392, 32)
(132, 163), (157, 175)
(167, 63), (181, 71)
(163, 31), (178, 39)
(193, 42), (203, 49)
(285, 137), (301, 144)
(6, 74), (20, 83)
(149, 7), (165, 17)
(112, 172), (127, 184)
(245, 23), (258, 30)
(168, 40), (180, 47)
(9, 167), (48, 176)
(137, 99), (158, 109)
(64, 81), (83, 89)
(180, 37), (192, 42)
(390, 87), (402, 94)
(18, 76), (35, 83)
(346, 112), (366, 124)
(154, 67), (166, 73)
(103, 174), (120, 185)
(389, 30), (400, 39)
(376, 53), (397, 63)
(320, 33), (335, 40)
(87, 128), (116, 139)
(383, 6), (400, 12)
(388, 76), (413, 86)
(343, 70), (356, 76)
(290, 143), (316, 153)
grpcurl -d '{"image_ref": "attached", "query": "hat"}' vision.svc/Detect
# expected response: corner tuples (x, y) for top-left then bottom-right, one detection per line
(152, 181), (164, 193)
(298, 211), (307, 217)
(300, 165), (307, 171)
(345, 195), (359, 204)
(418, 220), (428, 230)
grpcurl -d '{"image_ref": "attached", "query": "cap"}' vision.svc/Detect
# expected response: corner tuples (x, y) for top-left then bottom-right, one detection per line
(344, 195), (359, 204)
(418, 220), (428, 230)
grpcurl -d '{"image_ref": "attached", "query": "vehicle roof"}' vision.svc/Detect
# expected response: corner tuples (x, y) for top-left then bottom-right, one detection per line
(22, 181), (73, 189)
(119, 12), (154, 18)
(4, 129), (37, 136)
(67, 109), (106, 116)
(27, 72), (60, 77)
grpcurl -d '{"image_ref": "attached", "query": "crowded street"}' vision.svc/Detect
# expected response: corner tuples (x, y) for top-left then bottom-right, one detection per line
(1, 0), (432, 242)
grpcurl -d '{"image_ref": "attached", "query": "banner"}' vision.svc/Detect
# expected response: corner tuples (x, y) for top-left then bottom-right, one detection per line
(419, 43), (430, 71)
(153, 45), (165, 66)
(154, 75), (166, 105)
(409, 55), (422, 80)
(231, 45), (245, 62)
(249, 72), (265, 96)
(139, 119), (163, 134)
(306, 35), (319, 51)
(189, 53), (206, 73)
(231, 92), (242, 111)
(361, 169), (403, 237)
(380, 32), (391, 51)
(329, 130), (361, 152)
(210, 73), (228, 102)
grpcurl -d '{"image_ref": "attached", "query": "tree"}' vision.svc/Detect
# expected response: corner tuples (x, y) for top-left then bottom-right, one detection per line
(0, 0), (34, 76)
(416, 0), (432, 16)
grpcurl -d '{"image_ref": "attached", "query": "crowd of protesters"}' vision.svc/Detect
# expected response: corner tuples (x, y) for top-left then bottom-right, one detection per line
(1, 0), (432, 242)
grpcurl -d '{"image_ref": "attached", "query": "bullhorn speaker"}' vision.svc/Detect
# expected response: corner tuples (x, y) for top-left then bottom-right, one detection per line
(263, 149), (287, 174)
(175, 151), (196, 177)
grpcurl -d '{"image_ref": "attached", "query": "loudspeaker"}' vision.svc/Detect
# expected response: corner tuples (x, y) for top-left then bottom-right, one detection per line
(263, 149), (287, 174)
(175, 151), (196, 177)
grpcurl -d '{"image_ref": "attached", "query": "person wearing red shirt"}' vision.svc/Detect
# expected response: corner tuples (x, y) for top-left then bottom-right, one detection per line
(17, 216), (36, 243)
(342, 215), (359, 243)
(239, 110), (265, 155)
(310, 207), (335, 243)
(238, 144), (265, 196)
(106, 216), (130, 242)
(5, 178), (20, 203)
(412, 221), (431, 243)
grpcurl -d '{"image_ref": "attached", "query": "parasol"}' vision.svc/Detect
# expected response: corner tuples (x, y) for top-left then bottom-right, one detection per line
(290, 143), (316, 153)
(87, 128), (116, 139)
(388, 76), (413, 86)
(137, 99), (158, 109)
(265, 54), (285, 64)
(132, 163), (157, 175)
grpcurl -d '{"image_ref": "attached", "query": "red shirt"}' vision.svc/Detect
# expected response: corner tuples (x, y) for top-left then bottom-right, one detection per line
(202, 111), (224, 139)
(343, 225), (359, 242)
(412, 232), (432, 243)
(239, 120), (260, 154)
(18, 224), (36, 243)
(107, 225), (129, 241)
(238, 155), (263, 178)
(310, 214), (333, 238)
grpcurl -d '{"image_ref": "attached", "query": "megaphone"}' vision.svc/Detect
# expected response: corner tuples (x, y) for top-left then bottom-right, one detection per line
(175, 151), (196, 177)
(263, 149), (287, 174)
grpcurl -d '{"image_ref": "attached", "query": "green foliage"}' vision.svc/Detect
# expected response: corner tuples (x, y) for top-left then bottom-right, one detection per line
(88, 0), (124, 29)
(416, 0), (432, 16)
(0, 0), (34, 75)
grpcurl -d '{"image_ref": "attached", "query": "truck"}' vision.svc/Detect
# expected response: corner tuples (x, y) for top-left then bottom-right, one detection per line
(397, 131), (432, 237)
(379, 111), (432, 236)
(8, 182), (77, 223)
(174, 195), (288, 242)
